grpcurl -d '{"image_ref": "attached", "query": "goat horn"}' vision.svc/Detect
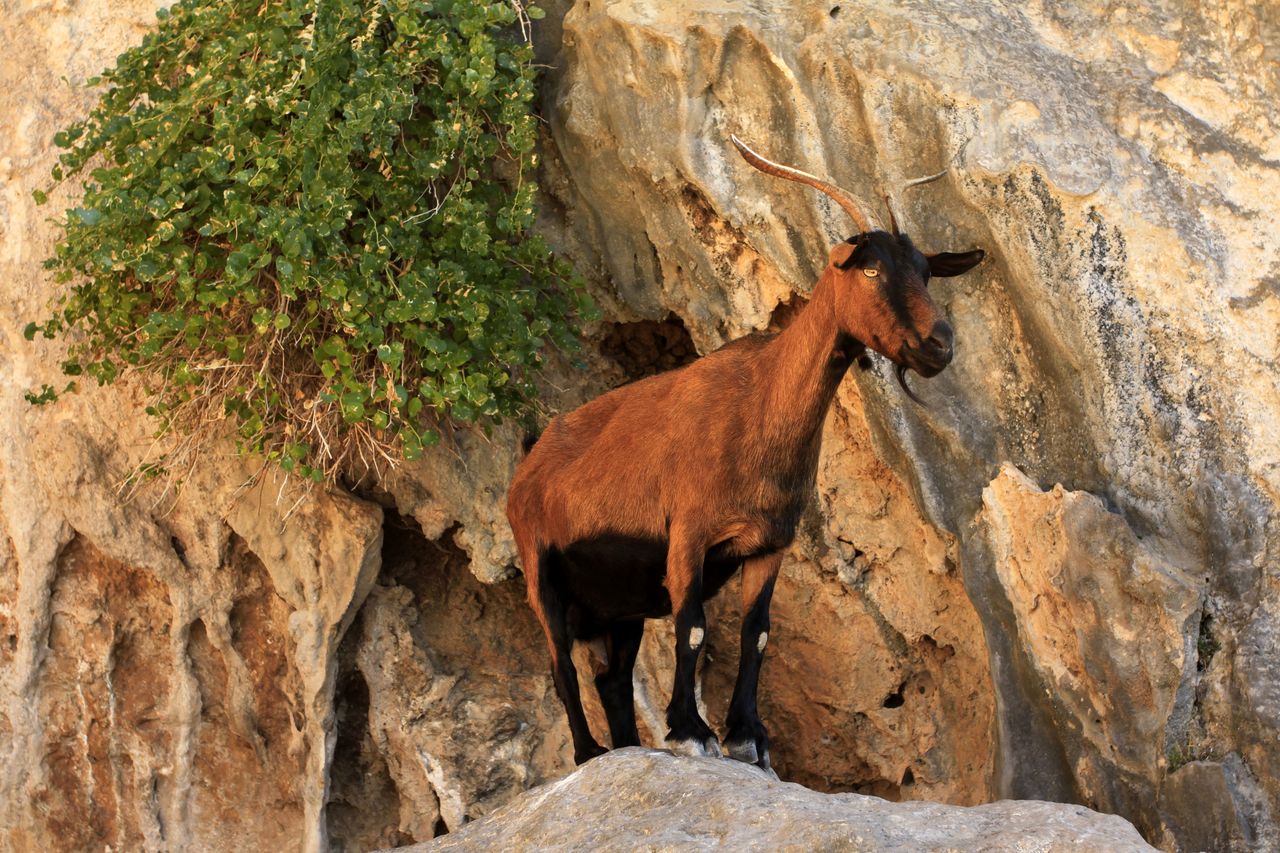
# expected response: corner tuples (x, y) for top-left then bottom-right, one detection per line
(901, 138), (970, 189)
(883, 138), (970, 234)
(901, 167), (951, 190)
(883, 170), (941, 237)
(882, 192), (901, 237)
(731, 135), (875, 234)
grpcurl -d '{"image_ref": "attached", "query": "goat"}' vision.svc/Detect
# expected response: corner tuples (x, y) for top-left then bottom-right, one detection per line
(506, 136), (985, 768)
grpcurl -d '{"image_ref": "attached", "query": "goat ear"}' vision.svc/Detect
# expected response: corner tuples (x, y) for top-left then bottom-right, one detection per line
(927, 249), (985, 277)
(828, 241), (857, 269)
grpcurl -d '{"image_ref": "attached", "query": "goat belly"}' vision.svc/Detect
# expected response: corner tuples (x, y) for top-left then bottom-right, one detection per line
(551, 534), (751, 628)
(554, 534), (673, 621)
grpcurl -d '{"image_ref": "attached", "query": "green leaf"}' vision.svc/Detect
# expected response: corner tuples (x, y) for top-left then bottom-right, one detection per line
(24, 0), (591, 484)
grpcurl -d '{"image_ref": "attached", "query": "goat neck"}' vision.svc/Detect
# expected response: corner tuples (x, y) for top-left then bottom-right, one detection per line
(757, 267), (858, 462)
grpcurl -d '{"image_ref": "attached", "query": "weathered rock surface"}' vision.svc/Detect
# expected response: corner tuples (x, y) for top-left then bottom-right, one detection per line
(533, 0), (1280, 848)
(1, 0), (1277, 852)
(391, 748), (1158, 853)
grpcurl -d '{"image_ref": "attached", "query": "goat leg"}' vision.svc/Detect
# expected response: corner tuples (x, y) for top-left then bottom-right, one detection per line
(594, 619), (645, 748)
(724, 552), (782, 772)
(663, 532), (720, 758)
(523, 542), (605, 764)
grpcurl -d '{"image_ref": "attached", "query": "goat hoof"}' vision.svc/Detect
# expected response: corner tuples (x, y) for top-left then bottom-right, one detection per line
(724, 723), (771, 771)
(726, 740), (774, 775)
(667, 735), (722, 759)
(573, 743), (609, 764)
(725, 739), (759, 765)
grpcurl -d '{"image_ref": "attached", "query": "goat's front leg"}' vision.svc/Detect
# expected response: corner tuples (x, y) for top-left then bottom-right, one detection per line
(724, 551), (782, 770)
(663, 530), (719, 758)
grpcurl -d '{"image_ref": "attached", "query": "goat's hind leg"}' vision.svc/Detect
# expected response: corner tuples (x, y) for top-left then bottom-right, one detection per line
(724, 552), (782, 771)
(594, 620), (644, 749)
(522, 543), (606, 764)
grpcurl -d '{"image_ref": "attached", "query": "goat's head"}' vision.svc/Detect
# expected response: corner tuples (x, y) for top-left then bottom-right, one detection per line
(826, 232), (983, 378)
(731, 136), (984, 401)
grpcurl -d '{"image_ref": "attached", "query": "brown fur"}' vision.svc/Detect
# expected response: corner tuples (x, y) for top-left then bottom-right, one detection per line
(506, 140), (984, 764)
(508, 242), (954, 567)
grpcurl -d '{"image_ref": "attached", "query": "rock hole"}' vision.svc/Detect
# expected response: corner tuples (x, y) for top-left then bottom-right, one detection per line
(328, 508), (565, 839)
(901, 767), (914, 786)
(599, 314), (696, 381)
(830, 6), (841, 17)
(919, 633), (955, 662)
(1196, 613), (1219, 672)
(6, 634), (15, 652)
(768, 293), (808, 332)
(327, 612), (412, 850)
(882, 683), (906, 708)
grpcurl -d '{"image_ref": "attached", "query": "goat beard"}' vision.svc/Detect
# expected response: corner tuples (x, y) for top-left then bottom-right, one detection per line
(896, 363), (927, 406)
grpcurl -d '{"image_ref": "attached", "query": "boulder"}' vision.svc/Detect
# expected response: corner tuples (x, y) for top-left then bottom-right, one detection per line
(390, 748), (1158, 853)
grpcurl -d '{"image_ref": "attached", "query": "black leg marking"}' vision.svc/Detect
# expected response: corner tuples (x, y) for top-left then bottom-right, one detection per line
(664, 533), (719, 757)
(725, 552), (782, 770)
(524, 545), (604, 764)
(594, 620), (645, 749)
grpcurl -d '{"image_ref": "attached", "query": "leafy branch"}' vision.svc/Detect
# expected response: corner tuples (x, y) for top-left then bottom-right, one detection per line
(27, 0), (592, 484)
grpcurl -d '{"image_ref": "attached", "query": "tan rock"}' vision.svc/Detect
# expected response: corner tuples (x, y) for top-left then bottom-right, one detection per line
(980, 464), (1200, 827)
(390, 748), (1159, 853)
(2, 0), (1278, 851)
(538, 0), (1279, 847)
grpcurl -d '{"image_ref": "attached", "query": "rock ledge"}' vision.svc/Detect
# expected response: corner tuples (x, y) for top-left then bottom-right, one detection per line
(391, 748), (1157, 852)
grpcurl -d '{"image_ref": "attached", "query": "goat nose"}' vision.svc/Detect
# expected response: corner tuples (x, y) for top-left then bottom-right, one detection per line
(923, 320), (954, 361)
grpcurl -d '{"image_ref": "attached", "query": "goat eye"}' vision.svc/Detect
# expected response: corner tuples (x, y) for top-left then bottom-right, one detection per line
(863, 268), (879, 278)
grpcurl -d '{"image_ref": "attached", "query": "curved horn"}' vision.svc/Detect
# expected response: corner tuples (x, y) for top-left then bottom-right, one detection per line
(882, 192), (900, 237)
(731, 135), (876, 234)
(883, 139), (971, 233)
(901, 165), (951, 190)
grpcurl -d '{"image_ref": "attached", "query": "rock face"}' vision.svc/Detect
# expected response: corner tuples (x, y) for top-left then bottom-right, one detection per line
(536, 0), (1279, 848)
(1, 1), (1277, 852)
(392, 748), (1159, 853)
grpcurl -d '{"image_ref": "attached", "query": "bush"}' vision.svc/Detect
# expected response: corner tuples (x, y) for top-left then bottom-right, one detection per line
(27, 0), (592, 482)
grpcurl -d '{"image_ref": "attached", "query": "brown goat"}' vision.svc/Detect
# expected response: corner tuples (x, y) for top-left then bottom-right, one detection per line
(506, 137), (985, 768)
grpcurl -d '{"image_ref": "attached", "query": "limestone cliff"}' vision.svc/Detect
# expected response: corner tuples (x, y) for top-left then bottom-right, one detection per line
(1, 1), (1276, 852)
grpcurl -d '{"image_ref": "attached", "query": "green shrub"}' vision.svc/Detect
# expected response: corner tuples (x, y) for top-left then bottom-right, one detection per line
(27, 0), (592, 482)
